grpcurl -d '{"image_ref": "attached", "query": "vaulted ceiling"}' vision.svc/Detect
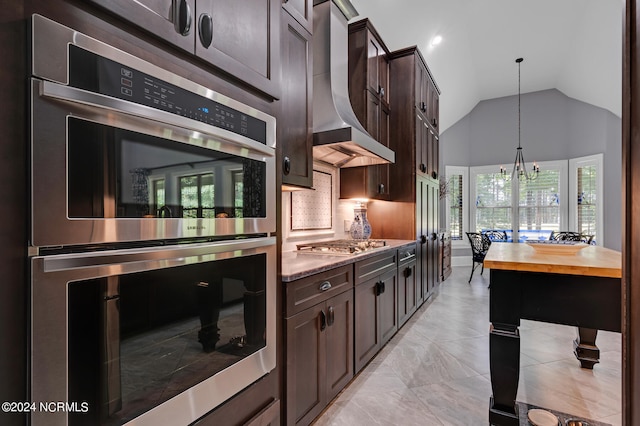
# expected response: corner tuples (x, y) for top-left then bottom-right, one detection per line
(348, 0), (623, 133)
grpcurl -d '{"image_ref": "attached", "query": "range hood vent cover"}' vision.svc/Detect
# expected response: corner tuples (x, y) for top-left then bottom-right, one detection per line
(312, 0), (395, 168)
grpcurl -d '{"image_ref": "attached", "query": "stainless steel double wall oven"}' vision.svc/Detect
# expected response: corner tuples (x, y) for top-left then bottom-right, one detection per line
(29, 15), (277, 426)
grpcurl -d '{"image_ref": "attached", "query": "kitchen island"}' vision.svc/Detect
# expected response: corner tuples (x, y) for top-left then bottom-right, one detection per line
(483, 242), (621, 426)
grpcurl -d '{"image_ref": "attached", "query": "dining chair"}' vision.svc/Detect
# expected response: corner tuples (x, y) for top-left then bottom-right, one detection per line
(466, 232), (492, 283)
(549, 231), (594, 244)
(482, 229), (508, 242)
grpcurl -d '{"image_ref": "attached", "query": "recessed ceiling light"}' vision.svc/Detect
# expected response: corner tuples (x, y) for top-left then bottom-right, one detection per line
(431, 35), (443, 46)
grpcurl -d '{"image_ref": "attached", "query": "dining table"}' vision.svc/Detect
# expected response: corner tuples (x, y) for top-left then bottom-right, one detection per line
(483, 242), (622, 426)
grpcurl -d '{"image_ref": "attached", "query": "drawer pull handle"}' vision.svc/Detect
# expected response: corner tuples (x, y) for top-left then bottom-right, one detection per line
(319, 281), (332, 291)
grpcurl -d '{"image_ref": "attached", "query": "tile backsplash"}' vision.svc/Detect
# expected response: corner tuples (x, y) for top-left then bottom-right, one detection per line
(282, 162), (354, 252)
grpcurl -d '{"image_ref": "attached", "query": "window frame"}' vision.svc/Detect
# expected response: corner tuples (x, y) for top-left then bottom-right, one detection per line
(569, 153), (603, 245)
(444, 165), (469, 248)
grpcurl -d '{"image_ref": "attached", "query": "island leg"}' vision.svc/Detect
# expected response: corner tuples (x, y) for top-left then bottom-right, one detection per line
(489, 323), (520, 426)
(573, 327), (599, 369)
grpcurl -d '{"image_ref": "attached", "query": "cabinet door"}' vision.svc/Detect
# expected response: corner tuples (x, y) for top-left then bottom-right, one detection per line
(366, 33), (382, 96)
(366, 90), (380, 141)
(428, 79), (440, 132)
(415, 60), (427, 114)
(280, 10), (313, 188)
(416, 114), (429, 176)
(324, 290), (354, 402)
(428, 181), (440, 292)
(286, 304), (325, 426)
(354, 277), (380, 373)
(85, 0), (196, 52)
(195, 0), (281, 99)
(378, 268), (398, 345)
(282, 0), (313, 34)
(398, 259), (417, 327)
(416, 178), (430, 304)
(379, 54), (390, 108)
(426, 127), (439, 180)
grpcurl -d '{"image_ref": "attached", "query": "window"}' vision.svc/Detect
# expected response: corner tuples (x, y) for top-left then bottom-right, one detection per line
(444, 166), (468, 242)
(517, 160), (568, 240)
(233, 170), (244, 218)
(470, 166), (512, 234)
(569, 154), (603, 245)
(179, 173), (215, 218)
(470, 160), (567, 241)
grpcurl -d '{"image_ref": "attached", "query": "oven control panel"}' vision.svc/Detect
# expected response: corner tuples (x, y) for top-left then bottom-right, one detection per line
(68, 45), (267, 145)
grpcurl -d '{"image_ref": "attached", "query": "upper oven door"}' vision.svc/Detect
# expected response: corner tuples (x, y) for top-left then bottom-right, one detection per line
(29, 15), (276, 248)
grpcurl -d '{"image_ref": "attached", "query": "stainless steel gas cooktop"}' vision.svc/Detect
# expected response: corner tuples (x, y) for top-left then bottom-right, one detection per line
(296, 239), (386, 255)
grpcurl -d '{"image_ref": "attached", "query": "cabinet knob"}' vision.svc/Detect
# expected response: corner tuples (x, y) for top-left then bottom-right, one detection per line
(420, 235), (427, 244)
(378, 183), (385, 194)
(420, 101), (426, 112)
(432, 118), (438, 127)
(420, 163), (427, 173)
(198, 13), (213, 48)
(283, 156), (291, 175)
(173, 0), (192, 36)
(379, 86), (385, 98)
(404, 267), (412, 278)
(319, 310), (327, 331)
(318, 281), (331, 292)
(431, 171), (438, 180)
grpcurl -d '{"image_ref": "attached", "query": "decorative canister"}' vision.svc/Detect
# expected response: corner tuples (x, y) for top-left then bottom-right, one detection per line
(349, 202), (371, 240)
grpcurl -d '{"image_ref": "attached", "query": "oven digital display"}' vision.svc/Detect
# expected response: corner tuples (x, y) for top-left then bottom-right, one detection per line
(67, 45), (267, 145)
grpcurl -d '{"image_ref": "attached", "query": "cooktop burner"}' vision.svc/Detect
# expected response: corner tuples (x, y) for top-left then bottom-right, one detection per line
(296, 239), (386, 255)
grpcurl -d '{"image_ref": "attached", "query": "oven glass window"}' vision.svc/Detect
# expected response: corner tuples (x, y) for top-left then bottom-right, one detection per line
(67, 254), (267, 424)
(67, 117), (266, 219)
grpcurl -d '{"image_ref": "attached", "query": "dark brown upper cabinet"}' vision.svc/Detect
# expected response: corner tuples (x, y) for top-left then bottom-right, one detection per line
(389, 46), (440, 187)
(280, 8), (313, 189)
(86, 0), (281, 99)
(196, 0), (281, 99)
(341, 18), (392, 200)
(282, 0), (313, 34)
(414, 50), (440, 134)
(84, 0), (197, 53)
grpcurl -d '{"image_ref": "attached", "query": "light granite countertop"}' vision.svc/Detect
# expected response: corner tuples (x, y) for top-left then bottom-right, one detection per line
(281, 239), (416, 282)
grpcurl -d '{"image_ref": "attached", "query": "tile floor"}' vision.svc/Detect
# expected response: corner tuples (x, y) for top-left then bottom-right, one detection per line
(313, 267), (622, 426)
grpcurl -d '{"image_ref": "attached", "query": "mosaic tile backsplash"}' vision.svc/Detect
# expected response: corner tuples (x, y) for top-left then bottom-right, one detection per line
(291, 170), (332, 230)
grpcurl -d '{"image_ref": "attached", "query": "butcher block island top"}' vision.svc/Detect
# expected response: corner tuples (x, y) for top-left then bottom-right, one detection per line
(484, 242), (621, 278)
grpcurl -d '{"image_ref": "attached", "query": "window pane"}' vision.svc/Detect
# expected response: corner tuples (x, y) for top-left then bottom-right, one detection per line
(234, 171), (244, 218)
(518, 169), (560, 239)
(475, 172), (511, 232)
(153, 179), (165, 208)
(448, 175), (463, 240)
(200, 174), (214, 209)
(180, 176), (199, 209)
(578, 165), (597, 241)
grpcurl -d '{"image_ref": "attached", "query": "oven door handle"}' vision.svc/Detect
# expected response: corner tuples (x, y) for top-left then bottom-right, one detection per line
(37, 80), (276, 156)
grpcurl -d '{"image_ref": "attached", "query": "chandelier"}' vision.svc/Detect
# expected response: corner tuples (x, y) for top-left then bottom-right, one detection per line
(500, 57), (539, 181)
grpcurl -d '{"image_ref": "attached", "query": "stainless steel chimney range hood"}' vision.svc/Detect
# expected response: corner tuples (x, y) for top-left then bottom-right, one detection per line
(312, 0), (395, 168)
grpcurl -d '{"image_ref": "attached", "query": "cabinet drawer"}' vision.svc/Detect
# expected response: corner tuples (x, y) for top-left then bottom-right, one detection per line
(398, 244), (417, 266)
(285, 265), (353, 316)
(354, 251), (397, 285)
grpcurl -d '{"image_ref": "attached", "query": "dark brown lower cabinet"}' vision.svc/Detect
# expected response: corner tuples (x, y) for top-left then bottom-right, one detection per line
(284, 266), (354, 426)
(397, 245), (417, 327)
(354, 251), (398, 373)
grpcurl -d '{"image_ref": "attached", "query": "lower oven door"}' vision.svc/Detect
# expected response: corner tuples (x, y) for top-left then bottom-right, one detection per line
(30, 237), (276, 426)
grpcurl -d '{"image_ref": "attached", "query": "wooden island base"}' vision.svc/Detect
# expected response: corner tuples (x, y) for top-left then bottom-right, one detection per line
(483, 243), (622, 426)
